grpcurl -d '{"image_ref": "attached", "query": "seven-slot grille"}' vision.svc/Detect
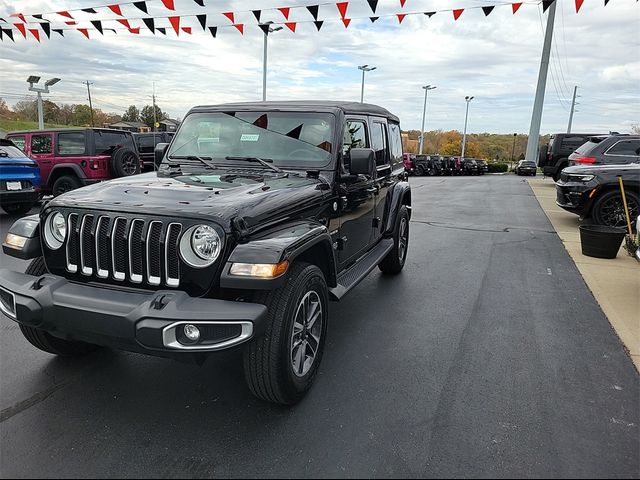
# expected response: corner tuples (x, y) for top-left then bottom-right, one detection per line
(65, 213), (183, 287)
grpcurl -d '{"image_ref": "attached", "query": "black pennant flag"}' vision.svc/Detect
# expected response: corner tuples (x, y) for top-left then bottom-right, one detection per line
(196, 14), (207, 30)
(41, 22), (51, 38)
(258, 24), (270, 35)
(91, 20), (103, 34)
(314, 20), (324, 31)
(193, 0), (205, 6)
(81, 8), (97, 13)
(156, 27), (166, 35)
(52, 29), (64, 37)
(306, 5), (319, 20)
(33, 14), (44, 20)
(0, 29), (3, 41)
(482, 6), (495, 15)
(3, 29), (14, 42)
(143, 18), (155, 33)
(133, 2), (148, 14)
(367, 0), (379, 13)
(208, 26), (217, 37)
(542, 0), (555, 12)
(252, 10), (262, 22)
(0, 17), (6, 23)
(604, 0), (610, 5)
(370, 16), (379, 22)
(424, 11), (436, 17)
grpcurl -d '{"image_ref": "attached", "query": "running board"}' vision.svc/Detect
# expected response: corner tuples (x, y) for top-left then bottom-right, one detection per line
(329, 238), (394, 301)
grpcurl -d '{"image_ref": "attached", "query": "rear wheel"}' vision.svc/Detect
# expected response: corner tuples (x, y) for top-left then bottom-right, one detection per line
(2, 203), (34, 215)
(378, 205), (409, 274)
(52, 175), (81, 197)
(592, 190), (639, 230)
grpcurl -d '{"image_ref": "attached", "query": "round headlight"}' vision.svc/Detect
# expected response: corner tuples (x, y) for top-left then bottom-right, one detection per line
(179, 225), (223, 267)
(44, 212), (66, 250)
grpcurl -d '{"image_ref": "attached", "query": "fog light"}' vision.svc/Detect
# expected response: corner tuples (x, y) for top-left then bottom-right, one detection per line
(183, 324), (200, 342)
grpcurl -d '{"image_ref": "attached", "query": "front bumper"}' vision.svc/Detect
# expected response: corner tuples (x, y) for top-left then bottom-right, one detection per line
(555, 182), (595, 216)
(0, 269), (267, 356)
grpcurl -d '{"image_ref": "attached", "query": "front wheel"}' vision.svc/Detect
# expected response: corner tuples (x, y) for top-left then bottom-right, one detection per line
(591, 190), (639, 230)
(243, 262), (328, 405)
(378, 205), (409, 274)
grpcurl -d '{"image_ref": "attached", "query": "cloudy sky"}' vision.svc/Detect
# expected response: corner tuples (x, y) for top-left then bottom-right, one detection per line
(0, 0), (638, 134)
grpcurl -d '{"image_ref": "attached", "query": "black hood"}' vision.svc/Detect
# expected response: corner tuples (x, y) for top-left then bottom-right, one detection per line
(48, 171), (329, 233)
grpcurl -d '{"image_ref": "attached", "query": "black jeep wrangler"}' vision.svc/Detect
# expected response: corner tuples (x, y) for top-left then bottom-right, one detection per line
(0, 101), (411, 405)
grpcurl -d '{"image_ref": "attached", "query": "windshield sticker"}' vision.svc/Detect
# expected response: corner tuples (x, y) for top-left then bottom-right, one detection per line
(240, 134), (260, 142)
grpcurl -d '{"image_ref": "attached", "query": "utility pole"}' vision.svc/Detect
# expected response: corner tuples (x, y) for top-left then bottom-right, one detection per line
(567, 86), (578, 133)
(152, 82), (157, 133)
(419, 85), (436, 154)
(461, 96), (474, 159)
(511, 133), (517, 170)
(85, 81), (94, 127)
(524, 1), (557, 162)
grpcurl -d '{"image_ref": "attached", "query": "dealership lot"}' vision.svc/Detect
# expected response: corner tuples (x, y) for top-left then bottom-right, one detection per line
(1, 175), (638, 478)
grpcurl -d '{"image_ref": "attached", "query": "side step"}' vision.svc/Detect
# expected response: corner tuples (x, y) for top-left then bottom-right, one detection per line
(329, 238), (394, 301)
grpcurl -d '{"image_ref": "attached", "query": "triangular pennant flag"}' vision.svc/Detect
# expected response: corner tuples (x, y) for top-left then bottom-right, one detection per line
(258, 24), (270, 35)
(285, 22), (297, 32)
(0, 28), (3, 41)
(157, 27), (167, 35)
(512, 2), (523, 13)
(41, 22), (50, 38)
(56, 11), (73, 19)
(10, 13), (27, 23)
(107, 5), (123, 16)
(0, 17), (6, 22)
(208, 26), (217, 37)
(367, 0), (378, 14)
(397, 13), (406, 23)
(342, 18), (351, 28)
(370, 16), (379, 22)
(91, 20), (104, 34)
(32, 14), (44, 20)
(133, 2), (148, 14)
(542, 0), (555, 12)
(604, 0), (609, 4)
(161, 0), (176, 10)
(143, 18), (155, 33)
(233, 24), (244, 34)
(53, 29), (64, 37)
(197, 14), (207, 30)
(14, 23), (26, 38)
(194, 0), (205, 5)
(168, 16), (180, 35)
(424, 11), (436, 17)
(400, 0), (407, 6)
(314, 20), (324, 30)
(575, 0), (585, 12)
(337, 2), (349, 18)
(81, 8), (98, 13)
(223, 12), (235, 23)
(3, 29), (14, 42)
(78, 28), (90, 39)
(252, 10), (262, 22)
(182, 27), (192, 34)
(278, 7), (291, 19)
(65, 21), (78, 25)
(482, 6), (495, 16)
(117, 19), (131, 29)
(129, 27), (140, 34)
(105, 28), (117, 34)
(28, 29), (40, 42)
(453, 9), (464, 20)
(307, 5), (319, 20)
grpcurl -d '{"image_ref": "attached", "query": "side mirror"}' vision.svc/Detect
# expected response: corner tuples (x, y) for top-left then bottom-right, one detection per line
(154, 143), (169, 168)
(349, 148), (375, 176)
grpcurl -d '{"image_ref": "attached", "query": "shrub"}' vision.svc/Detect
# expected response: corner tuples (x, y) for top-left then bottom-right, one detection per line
(488, 162), (509, 173)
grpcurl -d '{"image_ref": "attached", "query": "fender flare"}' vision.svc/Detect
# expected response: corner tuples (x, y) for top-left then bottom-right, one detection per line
(48, 164), (87, 187)
(383, 181), (411, 235)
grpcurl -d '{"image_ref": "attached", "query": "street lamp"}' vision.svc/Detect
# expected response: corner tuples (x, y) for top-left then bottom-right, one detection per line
(358, 65), (376, 103)
(262, 21), (283, 101)
(27, 76), (60, 130)
(511, 133), (517, 168)
(419, 85), (436, 154)
(461, 95), (474, 159)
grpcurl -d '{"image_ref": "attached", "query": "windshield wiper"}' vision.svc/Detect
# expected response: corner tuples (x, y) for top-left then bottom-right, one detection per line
(167, 155), (219, 170)
(225, 156), (284, 174)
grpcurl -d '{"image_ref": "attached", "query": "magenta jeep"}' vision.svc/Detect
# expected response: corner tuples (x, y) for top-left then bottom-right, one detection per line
(7, 128), (141, 196)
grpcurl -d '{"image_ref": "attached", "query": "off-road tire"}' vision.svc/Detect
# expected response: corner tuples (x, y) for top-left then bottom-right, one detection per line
(52, 175), (81, 196)
(111, 147), (141, 178)
(378, 205), (409, 274)
(243, 262), (328, 405)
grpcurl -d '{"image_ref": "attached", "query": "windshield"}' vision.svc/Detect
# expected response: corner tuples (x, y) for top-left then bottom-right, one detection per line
(166, 111), (335, 169)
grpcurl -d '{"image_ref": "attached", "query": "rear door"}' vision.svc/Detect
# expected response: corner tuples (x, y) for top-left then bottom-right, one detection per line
(29, 133), (54, 185)
(370, 118), (392, 243)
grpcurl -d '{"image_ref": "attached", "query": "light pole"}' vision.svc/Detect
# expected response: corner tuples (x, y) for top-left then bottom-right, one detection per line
(419, 85), (436, 154)
(358, 65), (376, 103)
(262, 21), (283, 101)
(511, 133), (517, 170)
(27, 76), (60, 130)
(461, 95), (474, 159)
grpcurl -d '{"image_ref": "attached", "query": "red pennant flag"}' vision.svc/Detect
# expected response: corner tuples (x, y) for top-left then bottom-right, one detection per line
(14, 23), (26, 37)
(285, 22), (296, 32)
(575, 0), (584, 12)
(397, 13), (407, 23)
(161, 0), (176, 10)
(278, 7), (290, 19)
(233, 23), (244, 34)
(182, 27), (192, 34)
(29, 28), (40, 42)
(223, 12), (235, 23)
(129, 27), (141, 34)
(342, 18), (351, 28)
(512, 3), (523, 13)
(336, 2), (349, 18)
(57, 11), (74, 19)
(453, 9), (464, 20)
(400, 0), (407, 6)
(65, 21), (78, 25)
(78, 28), (90, 39)
(10, 13), (27, 23)
(168, 16), (180, 35)
(117, 19), (131, 29)
(107, 5), (123, 16)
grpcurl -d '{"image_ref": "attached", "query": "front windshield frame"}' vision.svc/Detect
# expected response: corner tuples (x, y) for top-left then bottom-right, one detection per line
(166, 110), (338, 171)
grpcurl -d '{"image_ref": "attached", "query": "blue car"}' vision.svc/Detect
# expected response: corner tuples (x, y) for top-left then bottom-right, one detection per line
(0, 139), (41, 215)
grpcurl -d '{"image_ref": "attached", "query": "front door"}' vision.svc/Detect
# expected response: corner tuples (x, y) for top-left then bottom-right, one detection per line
(29, 133), (54, 185)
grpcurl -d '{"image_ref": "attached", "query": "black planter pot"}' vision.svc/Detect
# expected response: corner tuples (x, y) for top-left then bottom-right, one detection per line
(579, 225), (626, 259)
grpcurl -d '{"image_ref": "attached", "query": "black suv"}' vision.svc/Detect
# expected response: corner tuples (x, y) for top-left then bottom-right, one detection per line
(515, 160), (537, 176)
(462, 158), (479, 175)
(0, 101), (411, 405)
(538, 133), (605, 181)
(568, 135), (640, 167)
(556, 163), (639, 228)
(133, 132), (174, 171)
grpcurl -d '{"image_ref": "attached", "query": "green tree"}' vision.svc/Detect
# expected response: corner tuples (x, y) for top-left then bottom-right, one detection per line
(122, 105), (140, 122)
(140, 104), (167, 129)
(72, 104), (93, 126)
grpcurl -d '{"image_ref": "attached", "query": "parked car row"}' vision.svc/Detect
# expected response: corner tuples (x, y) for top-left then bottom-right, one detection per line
(403, 154), (488, 176)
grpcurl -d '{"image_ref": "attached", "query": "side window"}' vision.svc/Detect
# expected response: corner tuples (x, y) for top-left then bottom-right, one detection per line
(607, 140), (640, 156)
(371, 122), (388, 167)
(58, 132), (86, 155)
(10, 136), (25, 151)
(388, 123), (403, 167)
(31, 134), (52, 154)
(342, 120), (368, 154)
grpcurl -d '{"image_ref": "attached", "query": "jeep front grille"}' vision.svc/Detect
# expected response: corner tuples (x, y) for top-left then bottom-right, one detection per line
(65, 214), (183, 287)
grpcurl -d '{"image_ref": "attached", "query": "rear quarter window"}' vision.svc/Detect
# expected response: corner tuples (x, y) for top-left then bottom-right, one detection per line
(95, 131), (135, 155)
(606, 139), (640, 156)
(574, 141), (600, 155)
(58, 132), (86, 155)
(0, 145), (28, 158)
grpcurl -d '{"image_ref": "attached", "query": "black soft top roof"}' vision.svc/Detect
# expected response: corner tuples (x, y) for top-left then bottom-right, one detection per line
(189, 101), (400, 124)
(7, 127), (133, 135)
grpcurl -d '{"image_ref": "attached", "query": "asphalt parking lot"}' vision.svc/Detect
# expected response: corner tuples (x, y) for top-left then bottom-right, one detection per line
(1, 175), (638, 478)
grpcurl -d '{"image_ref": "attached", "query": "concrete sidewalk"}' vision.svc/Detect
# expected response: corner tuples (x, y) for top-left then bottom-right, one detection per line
(529, 177), (639, 369)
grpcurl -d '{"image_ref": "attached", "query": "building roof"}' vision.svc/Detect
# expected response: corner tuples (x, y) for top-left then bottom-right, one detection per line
(110, 121), (148, 128)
